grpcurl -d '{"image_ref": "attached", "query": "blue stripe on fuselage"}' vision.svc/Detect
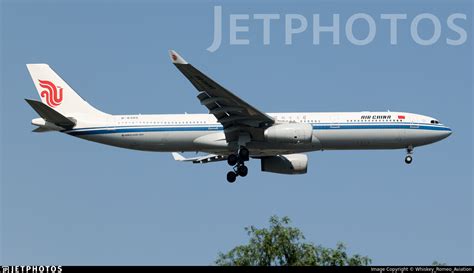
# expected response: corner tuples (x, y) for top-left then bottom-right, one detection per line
(67, 126), (212, 136)
(65, 123), (452, 136)
(314, 124), (451, 131)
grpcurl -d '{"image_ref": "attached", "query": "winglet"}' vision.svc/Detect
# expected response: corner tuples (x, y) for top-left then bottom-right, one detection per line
(172, 152), (186, 161)
(168, 50), (188, 65)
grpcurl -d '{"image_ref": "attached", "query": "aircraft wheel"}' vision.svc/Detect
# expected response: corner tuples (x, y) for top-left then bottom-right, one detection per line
(227, 171), (237, 183)
(405, 155), (413, 164)
(227, 154), (238, 166)
(239, 147), (249, 161)
(237, 165), (248, 177)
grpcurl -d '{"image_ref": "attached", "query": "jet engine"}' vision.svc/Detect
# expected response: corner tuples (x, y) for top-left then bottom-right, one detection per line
(264, 123), (313, 144)
(261, 153), (308, 174)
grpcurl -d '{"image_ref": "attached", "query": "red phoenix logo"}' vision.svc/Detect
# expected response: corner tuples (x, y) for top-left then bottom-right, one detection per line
(172, 54), (177, 61)
(39, 80), (63, 107)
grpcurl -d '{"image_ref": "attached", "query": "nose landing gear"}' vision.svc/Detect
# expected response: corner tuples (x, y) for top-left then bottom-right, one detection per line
(405, 146), (413, 164)
(226, 147), (250, 183)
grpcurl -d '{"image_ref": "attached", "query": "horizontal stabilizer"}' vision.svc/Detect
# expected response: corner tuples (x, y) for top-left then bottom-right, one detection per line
(32, 127), (54, 133)
(171, 152), (227, 164)
(25, 99), (76, 129)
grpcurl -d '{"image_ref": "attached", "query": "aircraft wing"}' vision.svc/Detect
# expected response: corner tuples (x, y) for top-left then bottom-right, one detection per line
(172, 152), (227, 164)
(169, 50), (274, 143)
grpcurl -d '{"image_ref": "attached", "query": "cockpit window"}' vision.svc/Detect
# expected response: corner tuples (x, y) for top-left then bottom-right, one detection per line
(430, 120), (440, 124)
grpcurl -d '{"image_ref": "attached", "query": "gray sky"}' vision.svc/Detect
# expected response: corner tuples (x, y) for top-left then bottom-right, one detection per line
(1, 0), (472, 265)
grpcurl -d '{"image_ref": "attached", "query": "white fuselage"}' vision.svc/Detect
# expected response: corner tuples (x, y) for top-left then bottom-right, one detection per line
(62, 111), (452, 156)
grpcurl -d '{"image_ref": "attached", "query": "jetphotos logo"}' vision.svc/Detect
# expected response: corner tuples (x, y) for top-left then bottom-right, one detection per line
(39, 80), (63, 107)
(207, 6), (468, 52)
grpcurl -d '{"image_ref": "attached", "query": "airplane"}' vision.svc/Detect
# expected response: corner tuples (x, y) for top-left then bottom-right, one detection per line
(25, 50), (452, 183)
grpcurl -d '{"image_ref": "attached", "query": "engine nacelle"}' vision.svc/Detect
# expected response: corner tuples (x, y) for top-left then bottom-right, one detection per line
(264, 123), (313, 144)
(261, 154), (308, 175)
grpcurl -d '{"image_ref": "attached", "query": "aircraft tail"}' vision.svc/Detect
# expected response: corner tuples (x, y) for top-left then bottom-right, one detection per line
(26, 64), (108, 117)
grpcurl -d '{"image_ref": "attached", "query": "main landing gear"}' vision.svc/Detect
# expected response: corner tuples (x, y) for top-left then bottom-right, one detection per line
(226, 147), (250, 183)
(405, 146), (414, 164)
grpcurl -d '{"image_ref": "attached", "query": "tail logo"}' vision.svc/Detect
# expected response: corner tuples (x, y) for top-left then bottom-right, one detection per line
(38, 80), (63, 107)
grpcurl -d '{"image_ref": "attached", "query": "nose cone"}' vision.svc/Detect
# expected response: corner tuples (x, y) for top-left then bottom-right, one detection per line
(438, 127), (452, 140)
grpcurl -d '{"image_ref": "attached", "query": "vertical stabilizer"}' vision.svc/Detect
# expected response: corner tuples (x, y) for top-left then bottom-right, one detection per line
(26, 64), (108, 117)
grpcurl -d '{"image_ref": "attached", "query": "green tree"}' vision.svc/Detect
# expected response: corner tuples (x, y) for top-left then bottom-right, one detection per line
(215, 215), (372, 266)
